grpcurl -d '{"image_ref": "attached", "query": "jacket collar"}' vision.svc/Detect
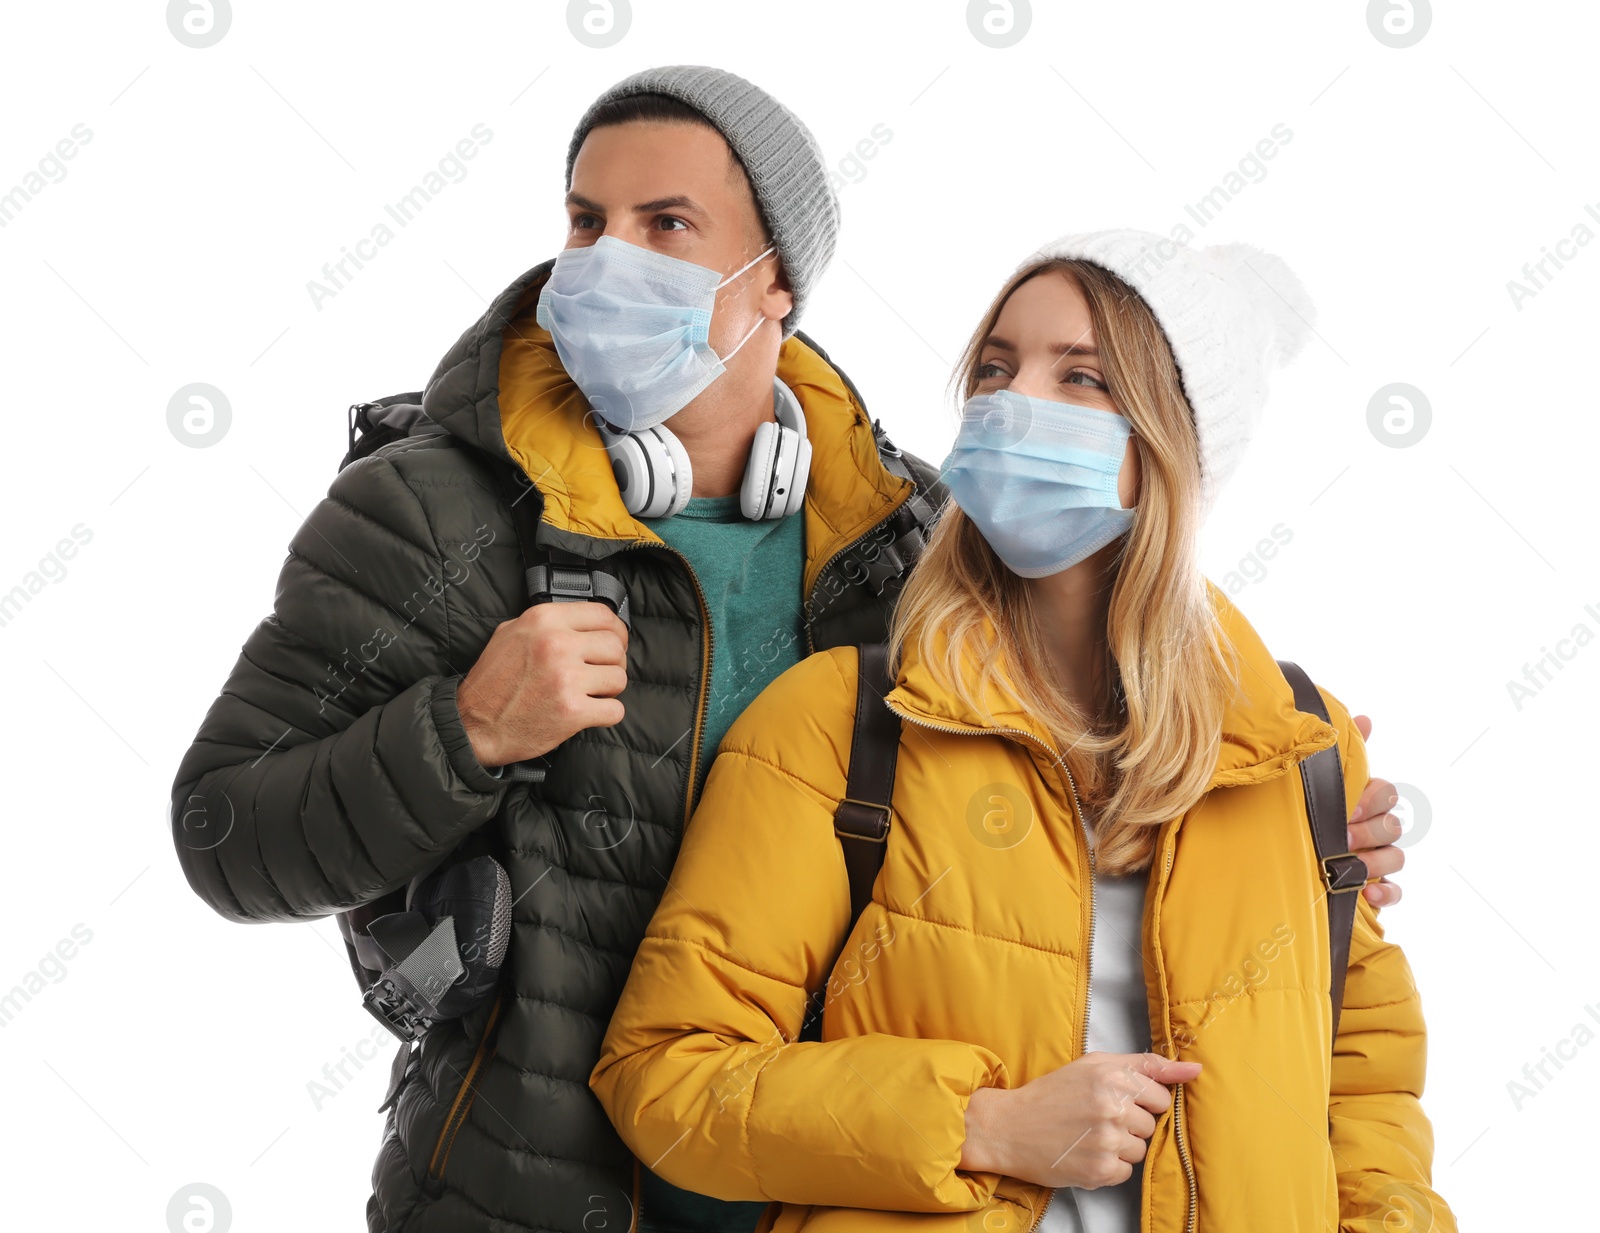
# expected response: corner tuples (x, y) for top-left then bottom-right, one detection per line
(419, 258), (913, 599)
(884, 581), (1338, 791)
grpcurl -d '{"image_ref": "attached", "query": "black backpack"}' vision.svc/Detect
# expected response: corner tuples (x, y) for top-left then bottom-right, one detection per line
(331, 392), (633, 1045)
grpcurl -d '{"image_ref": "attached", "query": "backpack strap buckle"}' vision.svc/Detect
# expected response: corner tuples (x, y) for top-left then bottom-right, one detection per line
(1322, 851), (1369, 894)
(527, 560), (598, 603)
(525, 551), (632, 627)
(834, 798), (891, 843)
(359, 913), (464, 1042)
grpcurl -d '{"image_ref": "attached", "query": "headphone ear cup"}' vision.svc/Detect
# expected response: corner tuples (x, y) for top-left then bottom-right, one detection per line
(740, 421), (780, 520)
(604, 425), (692, 518)
(764, 426), (801, 520)
(654, 426), (693, 518)
(603, 431), (652, 516)
(784, 436), (812, 517)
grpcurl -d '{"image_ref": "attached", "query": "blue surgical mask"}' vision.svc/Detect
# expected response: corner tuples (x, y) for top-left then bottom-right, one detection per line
(939, 389), (1136, 578)
(534, 235), (775, 432)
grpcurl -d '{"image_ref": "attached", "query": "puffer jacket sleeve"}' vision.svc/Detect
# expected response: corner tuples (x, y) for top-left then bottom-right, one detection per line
(1318, 687), (1457, 1233)
(590, 647), (1009, 1214)
(169, 449), (509, 923)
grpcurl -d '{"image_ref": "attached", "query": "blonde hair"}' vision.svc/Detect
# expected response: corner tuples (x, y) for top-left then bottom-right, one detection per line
(888, 260), (1239, 875)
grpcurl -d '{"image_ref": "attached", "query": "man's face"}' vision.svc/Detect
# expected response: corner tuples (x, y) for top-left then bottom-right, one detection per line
(565, 121), (791, 353)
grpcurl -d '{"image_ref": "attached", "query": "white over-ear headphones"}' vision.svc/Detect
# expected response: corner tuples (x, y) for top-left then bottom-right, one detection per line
(598, 379), (812, 521)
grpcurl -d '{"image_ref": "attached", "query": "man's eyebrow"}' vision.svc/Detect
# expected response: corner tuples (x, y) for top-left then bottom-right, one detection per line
(981, 334), (1099, 357)
(631, 194), (709, 217)
(563, 191), (711, 219)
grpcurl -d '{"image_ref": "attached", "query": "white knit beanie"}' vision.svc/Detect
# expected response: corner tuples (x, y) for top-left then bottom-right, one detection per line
(1024, 230), (1316, 514)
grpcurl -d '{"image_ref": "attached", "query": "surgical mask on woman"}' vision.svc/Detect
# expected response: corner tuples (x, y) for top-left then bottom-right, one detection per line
(535, 235), (775, 432)
(940, 388), (1136, 578)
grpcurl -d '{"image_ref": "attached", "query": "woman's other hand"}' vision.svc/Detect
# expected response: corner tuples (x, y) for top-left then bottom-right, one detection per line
(960, 1052), (1203, 1189)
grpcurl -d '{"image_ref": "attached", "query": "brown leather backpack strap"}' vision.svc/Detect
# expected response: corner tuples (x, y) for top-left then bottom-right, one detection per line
(1277, 660), (1368, 1046)
(833, 642), (900, 937)
(799, 644), (901, 1043)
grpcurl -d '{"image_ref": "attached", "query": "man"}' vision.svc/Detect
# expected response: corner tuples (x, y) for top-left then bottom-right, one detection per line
(169, 66), (1407, 1233)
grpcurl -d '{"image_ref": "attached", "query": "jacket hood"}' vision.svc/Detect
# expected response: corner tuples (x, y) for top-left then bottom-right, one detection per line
(884, 580), (1339, 792)
(419, 258), (914, 598)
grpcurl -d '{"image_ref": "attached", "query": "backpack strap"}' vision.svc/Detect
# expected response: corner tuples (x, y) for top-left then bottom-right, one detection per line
(524, 555), (630, 620)
(485, 454), (631, 622)
(791, 328), (943, 597)
(342, 392), (430, 470)
(1276, 660), (1368, 1045)
(833, 642), (901, 944)
(800, 643), (901, 1042)
(857, 420), (941, 597)
(482, 455), (631, 784)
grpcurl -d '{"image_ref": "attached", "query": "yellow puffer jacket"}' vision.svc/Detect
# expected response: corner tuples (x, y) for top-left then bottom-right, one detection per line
(591, 584), (1454, 1233)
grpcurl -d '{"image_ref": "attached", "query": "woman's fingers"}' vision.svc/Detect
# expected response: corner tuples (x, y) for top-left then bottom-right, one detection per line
(1347, 775), (1407, 889)
(1349, 776), (1397, 831)
(1124, 1104), (1157, 1142)
(1128, 1055), (1200, 1115)
(1365, 877), (1403, 907)
(1348, 815), (1404, 855)
(1351, 839), (1404, 880)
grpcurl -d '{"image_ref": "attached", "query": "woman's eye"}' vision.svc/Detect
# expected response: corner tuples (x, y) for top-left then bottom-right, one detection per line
(976, 362), (1009, 380)
(1065, 369), (1107, 389)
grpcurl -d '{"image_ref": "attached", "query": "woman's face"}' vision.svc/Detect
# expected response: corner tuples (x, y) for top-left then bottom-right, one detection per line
(974, 271), (1141, 509)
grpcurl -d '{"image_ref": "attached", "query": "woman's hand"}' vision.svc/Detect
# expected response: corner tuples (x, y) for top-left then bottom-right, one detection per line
(1350, 715), (1406, 907)
(960, 1052), (1203, 1189)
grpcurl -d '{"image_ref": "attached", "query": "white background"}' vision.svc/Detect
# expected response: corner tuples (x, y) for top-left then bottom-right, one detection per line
(1, 0), (1592, 1228)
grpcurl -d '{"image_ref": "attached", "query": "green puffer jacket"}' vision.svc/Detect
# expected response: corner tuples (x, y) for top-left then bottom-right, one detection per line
(169, 257), (947, 1233)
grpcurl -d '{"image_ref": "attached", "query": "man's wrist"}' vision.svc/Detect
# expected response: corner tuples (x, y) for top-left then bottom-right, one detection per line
(457, 694), (500, 770)
(439, 675), (508, 793)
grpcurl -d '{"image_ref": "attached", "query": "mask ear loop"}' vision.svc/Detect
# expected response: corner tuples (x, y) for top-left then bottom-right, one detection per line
(716, 311), (768, 364)
(712, 243), (778, 364)
(714, 244), (777, 290)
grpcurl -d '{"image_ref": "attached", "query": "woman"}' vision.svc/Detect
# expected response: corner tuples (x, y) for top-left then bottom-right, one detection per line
(589, 230), (1454, 1233)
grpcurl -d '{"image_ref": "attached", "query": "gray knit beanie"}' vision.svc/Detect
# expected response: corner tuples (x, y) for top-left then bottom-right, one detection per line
(565, 65), (840, 337)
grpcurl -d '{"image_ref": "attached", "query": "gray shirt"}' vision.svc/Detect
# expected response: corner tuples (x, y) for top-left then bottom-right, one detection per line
(1037, 849), (1151, 1233)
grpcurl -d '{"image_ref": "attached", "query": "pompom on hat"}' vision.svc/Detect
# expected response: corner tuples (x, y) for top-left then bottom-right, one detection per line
(1023, 230), (1317, 514)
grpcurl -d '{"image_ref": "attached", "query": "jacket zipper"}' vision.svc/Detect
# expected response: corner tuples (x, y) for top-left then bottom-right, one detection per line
(1172, 1083), (1196, 1233)
(882, 705), (1091, 1233)
(621, 542), (709, 1233)
(672, 546), (714, 822)
(614, 540), (715, 827)
(1161, 831), (1198, 1233)
(426, 991), (507, 1181)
